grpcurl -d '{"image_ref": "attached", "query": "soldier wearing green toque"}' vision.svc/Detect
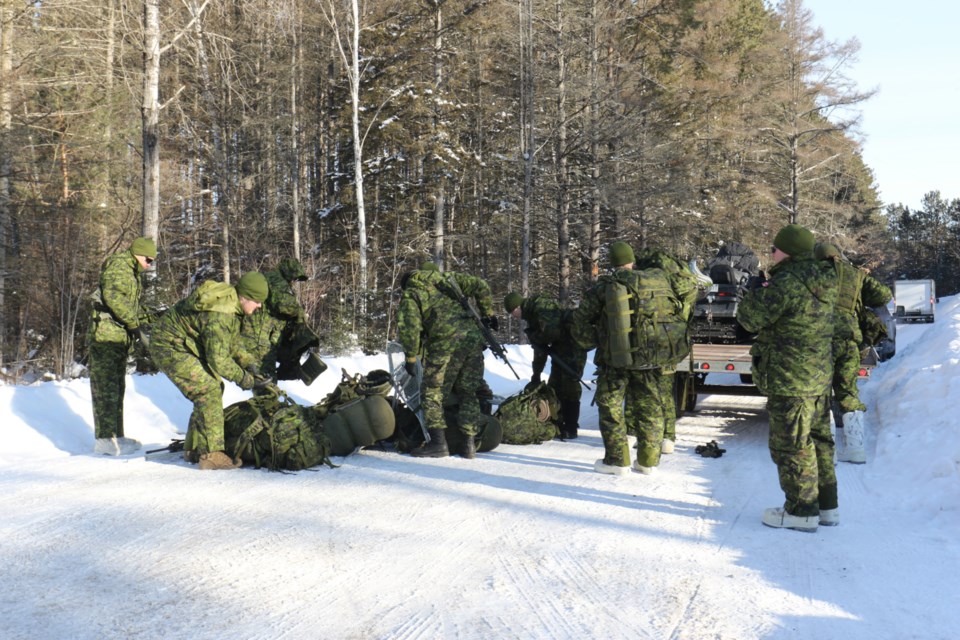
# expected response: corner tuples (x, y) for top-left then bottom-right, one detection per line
(738, 224), (839, 532)
(151, 272), (269, 470)
(88, 236), (158, 456)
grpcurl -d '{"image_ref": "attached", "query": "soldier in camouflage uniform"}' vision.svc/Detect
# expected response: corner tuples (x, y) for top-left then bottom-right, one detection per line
(633, 248), (699, 454)
(237, 258), (308, 379)
(151, 272), (270, 470)
(737, 224), (838, 532)
(572, 242), (680, 476)
(398, 263), (495, 459)
(503, 291), (587, 439)
(88, 237), (158, 455)
(815, 242), (892, 464)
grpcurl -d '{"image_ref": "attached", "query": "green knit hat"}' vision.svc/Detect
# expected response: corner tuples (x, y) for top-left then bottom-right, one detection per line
(609, 241), (635, 267)
(420, 261), (440, 272)
(130, 237), (158, 258)
(773, 224), (815, 256)
(504, 292), (523, 313)
(235, 271), (269, 303)
(278, 257), (308, 282)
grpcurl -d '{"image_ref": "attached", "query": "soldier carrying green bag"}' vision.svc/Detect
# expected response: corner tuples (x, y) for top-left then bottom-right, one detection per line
(151, 271), (271, 470)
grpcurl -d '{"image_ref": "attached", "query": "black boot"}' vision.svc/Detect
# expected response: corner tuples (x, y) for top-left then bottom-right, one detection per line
(411, 428), (449, 458)
(459, 431), (476, 459)
(559, 400), (580, 439)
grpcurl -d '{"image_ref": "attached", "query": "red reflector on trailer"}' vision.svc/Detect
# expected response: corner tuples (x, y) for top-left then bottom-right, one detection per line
(725, 364), (735, 371)
(701, 363), (711, 370)
(858, 368), (868, 377)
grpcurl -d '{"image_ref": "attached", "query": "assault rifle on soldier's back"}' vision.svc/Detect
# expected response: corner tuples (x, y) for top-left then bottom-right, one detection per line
(441, 275), (521, 380)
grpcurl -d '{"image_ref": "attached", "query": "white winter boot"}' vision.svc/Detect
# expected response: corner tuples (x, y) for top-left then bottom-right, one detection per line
(94, 436), (142, 456)
(838, 410), (867, 464)
(594, 459), (630, 476)
(761, 508), (818, 533)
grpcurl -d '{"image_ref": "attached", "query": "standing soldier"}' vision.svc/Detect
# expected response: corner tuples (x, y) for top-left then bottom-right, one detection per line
(633, 248), (699, 454)
(88, 236), (158, 455)
(572, 242), (688, 475)
(398, 263), (496, 459)
(503, 291), (587, 439)
(151, 272), (270, 470)
(737, 224), (838, 532)
(815, 242), (892, 463)
(237, 257), (309, 379)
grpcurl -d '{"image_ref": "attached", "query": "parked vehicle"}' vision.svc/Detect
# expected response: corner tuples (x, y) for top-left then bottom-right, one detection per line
(894, 279), (936, 323)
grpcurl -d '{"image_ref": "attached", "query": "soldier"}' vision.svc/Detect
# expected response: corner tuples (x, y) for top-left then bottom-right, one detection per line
(815, 242), (892, 463)
(398, 263), (495, 459)
(737, 224), (838, 532)
(151, 272), (270, 470)
(503, 291), (587, 439)
(237, 257), (309, 380)
(88, 236), (158, 455)
(633, 248), (699, 454)
(572, 242), (686, 476)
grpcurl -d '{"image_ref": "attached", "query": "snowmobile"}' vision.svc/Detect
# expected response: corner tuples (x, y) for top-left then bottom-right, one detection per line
(690, 242), (760, 344)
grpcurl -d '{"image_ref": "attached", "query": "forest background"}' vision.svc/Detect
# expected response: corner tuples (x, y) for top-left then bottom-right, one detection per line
(0, 0), (955, 380)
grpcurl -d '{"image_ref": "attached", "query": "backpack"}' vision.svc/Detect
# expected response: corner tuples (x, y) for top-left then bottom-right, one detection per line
(495, 382), (560, 445)
(604, 268), (689, 369)
(191, 280), (238, 314)
(224, 394), (332, 471)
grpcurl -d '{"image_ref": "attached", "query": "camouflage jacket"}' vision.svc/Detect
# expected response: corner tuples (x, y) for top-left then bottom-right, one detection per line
(152, 282), (254, 389)
(89, 250), (147, 344)
(520, 295), (574, 377)
(827, 258), (893, 343)
(397, 269), (493, 359)
(737, 253), (837, 397)
(237, 267), (305, 366)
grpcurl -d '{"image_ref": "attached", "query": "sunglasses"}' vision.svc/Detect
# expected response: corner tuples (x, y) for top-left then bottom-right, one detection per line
(145, 257), (155, 265)
(770, 246), (778, 254)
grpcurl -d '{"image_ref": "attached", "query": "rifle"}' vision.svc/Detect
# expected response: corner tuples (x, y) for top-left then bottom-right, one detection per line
(146, 439), (184, 455)
(442, 275), (520, 380)
(535, 343), (592, 389)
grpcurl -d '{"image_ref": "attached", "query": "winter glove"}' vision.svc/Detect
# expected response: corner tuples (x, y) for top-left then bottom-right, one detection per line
(404, 360), (418, 377)
(695, 440), (726, 458)
(482, 315), (499, 331)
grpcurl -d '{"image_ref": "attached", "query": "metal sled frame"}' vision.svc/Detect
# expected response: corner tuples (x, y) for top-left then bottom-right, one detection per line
(386, 341), (429, 441)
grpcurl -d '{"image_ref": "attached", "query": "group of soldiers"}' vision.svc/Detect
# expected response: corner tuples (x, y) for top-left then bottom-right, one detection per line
(89, 224), (890, 533)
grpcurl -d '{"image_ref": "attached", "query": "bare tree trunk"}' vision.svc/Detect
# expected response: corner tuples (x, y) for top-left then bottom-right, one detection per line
(520, 0), (534, 297)
(0, 0), (13, 367)
(431, 1), (445, 268)
(291, 0), (302, 261)
(587, 0), (601, 283)
(142, 0), (161, 240)
(349, 0), (368, 316)
(555, 0), (570, 304)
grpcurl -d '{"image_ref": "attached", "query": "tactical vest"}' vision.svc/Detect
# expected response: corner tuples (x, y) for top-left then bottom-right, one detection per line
(601, 268), (689, 369)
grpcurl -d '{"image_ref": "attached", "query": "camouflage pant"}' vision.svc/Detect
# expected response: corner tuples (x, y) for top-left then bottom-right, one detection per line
(767, 393), (838, 517)
(548, 344), (587, 431)
(596, 367), (662, 467)
(658, 372), (677, 441)
(832, 338), (866, 414)
(151, 341), (226, 454)
(89, 339), (131, 438)
(422, 337), (485, 437)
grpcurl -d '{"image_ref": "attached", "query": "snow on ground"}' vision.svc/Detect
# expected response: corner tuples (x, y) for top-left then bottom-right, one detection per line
(1, 299), (959, 639)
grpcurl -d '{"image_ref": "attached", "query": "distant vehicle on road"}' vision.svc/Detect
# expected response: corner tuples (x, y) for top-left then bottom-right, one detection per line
(894, 279), (936, 324)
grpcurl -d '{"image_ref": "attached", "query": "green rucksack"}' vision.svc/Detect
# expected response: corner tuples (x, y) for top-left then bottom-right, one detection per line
(495, 382), (560, 445)
(603, 268), (689, 369)
(224, 394), (333, 471)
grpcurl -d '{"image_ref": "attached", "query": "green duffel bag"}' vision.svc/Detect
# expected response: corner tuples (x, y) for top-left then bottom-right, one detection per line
(318, 395), (397, 456)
